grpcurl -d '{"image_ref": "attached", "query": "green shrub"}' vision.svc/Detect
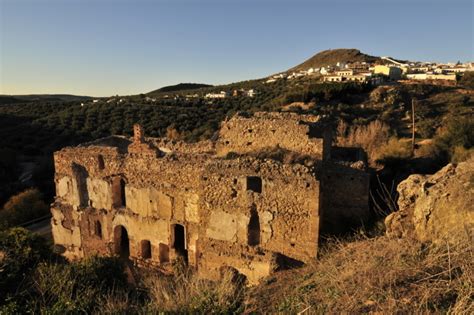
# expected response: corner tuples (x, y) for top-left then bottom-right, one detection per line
(417, 119), (436, 138)
(434, 116), (473, 163)
(28, 256), (127, 313)
(459, 71), (474, 88)
(376, 138), (413, 163)
(0, 228), (51, 303)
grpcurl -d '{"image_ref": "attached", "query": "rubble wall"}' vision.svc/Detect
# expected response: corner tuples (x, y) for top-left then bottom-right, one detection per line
(216, 112), (328, 159)
(197, 157), (320, 282)
(52, 144), (206, 266)
(320, 162), (370, 234)
(51, 114), (371, 285)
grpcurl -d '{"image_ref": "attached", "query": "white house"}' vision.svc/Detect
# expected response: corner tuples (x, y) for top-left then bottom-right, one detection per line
(205, 91), (227, 99)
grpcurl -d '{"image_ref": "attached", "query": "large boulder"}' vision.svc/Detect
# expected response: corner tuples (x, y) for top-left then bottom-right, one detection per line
(385, 158), (474, 243)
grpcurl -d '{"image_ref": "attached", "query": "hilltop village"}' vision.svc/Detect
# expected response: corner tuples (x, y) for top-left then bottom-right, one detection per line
(51, 112), (370, 283)
(268, 56), (472, 84)
(84, 52), (473, 105)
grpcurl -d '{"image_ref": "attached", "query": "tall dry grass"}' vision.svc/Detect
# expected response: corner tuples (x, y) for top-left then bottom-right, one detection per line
(248, 236), (473, 314)
(143, 264), (245, 313)
(337, 120), (412, 165)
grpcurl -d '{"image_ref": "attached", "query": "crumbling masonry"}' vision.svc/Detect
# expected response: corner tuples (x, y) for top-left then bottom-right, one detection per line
(51, 112), (369, 284)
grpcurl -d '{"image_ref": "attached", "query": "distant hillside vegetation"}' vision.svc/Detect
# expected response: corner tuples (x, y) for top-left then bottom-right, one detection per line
(0, 96), (26, 105)
(149, 83), (213, 94)
(0, 94), (91, 104)
(290, 48), (380, 71)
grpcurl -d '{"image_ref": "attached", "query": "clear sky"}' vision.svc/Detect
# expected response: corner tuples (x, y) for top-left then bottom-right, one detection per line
(1, 0), (473, 96)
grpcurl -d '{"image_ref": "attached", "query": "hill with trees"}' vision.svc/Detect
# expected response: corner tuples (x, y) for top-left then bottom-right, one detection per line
(0, 94), (91, 105)
(289, 48), (381, 71)
(148, 83), (213, 94)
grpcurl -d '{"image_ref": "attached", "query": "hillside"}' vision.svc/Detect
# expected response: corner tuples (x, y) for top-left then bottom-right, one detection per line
(0, 49), (473, 314)
(148, 83), (213, 94)
(0, 94), (91, 105)
(290, 48), (380, 71)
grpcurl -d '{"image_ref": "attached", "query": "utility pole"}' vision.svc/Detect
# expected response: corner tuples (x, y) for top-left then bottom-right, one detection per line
(411, 98), (416, 155)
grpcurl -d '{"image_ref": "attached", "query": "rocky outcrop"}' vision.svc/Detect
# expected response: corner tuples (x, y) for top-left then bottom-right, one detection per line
(385, 158), (474, 243)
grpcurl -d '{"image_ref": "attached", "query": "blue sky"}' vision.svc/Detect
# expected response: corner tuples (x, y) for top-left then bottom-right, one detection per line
(1, 0), (473, 96)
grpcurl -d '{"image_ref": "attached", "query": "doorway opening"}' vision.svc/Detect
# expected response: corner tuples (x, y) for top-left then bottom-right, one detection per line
(248, 205), (260, 246)
(159, 243), (170, 263)
(141, 240), (152, 259)
(112, 177), (127, 208)
(172, 224), (187, 262)
(114, 225), (130, 258)
(94, 220), (102, 239)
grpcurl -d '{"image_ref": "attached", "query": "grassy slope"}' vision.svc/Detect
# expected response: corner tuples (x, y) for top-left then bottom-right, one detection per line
(246, 236), (473, 313)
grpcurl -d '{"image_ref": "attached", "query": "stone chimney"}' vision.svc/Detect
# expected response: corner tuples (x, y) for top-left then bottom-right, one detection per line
(133, 124), (145, 143)
(129, 123), (161, 157)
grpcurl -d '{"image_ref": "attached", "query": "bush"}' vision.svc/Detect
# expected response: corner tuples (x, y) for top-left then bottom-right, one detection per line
(0, 229), (128, 313)
(433, 116), (474, 163)
(29, 256), (127, 313)
(0, 188), (49, 230)
(459, 71), (474, 88)
(376, 138), (413, 164)
(0, 228), (51, 303)
(451, 146), (474, 163)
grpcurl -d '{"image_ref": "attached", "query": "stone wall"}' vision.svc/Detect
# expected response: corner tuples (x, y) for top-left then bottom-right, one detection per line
(198, 157), (320, 269)
(50, 113), (370, 285)
(216, 112), (331, 160)
(320, 162), (371, 234)
(52, 138), (208, 267)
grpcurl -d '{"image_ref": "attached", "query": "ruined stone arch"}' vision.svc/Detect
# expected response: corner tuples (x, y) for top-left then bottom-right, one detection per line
(113, 225), (130, 258)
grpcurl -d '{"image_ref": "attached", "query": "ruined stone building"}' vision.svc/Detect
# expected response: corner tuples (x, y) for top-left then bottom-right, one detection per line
(51, 112), (370, 284)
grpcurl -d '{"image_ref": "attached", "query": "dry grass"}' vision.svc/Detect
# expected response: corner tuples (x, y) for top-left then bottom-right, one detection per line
(247, 236), (473, 314)
(377, 137), (413, 162)
(9, 234), (471, 313)
(143, 263), (245, 313)
(337, 120), (414, 166)
(337, 120), (393, 165)
(451, 146), (474, 164)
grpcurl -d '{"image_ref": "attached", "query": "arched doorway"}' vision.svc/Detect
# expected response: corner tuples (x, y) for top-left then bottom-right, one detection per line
(114, 225), (130, 258)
